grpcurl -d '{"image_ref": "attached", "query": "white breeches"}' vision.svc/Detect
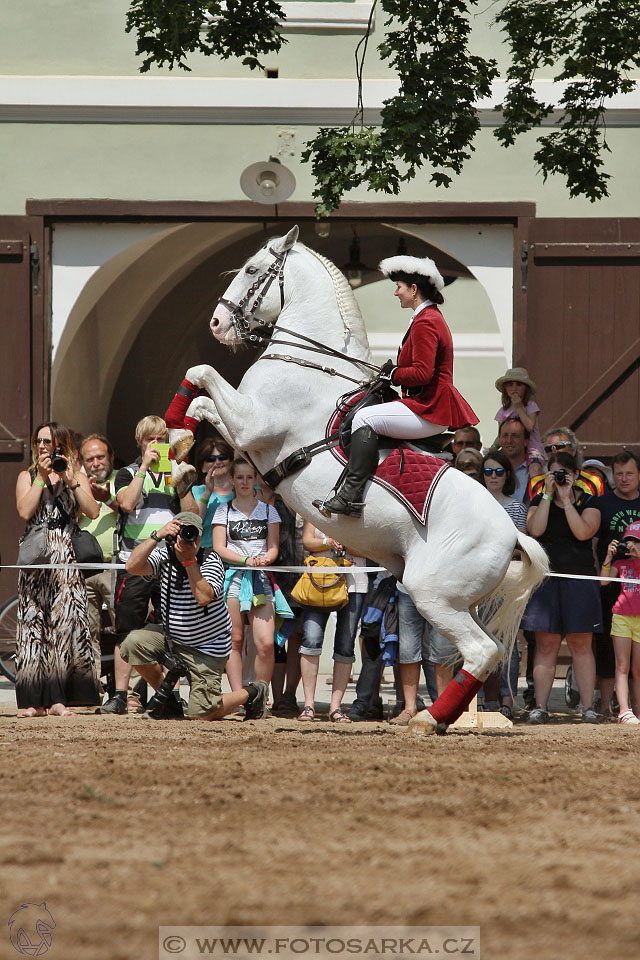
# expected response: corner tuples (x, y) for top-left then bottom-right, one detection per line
(351, 401), (447, 439)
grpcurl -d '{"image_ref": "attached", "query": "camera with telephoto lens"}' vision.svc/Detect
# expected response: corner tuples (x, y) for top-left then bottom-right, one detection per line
(51, 446), (68, 473)
(552, 469), (569, 485)
(165, 523), (200, 547)
(146, 649), (189, 719)
(614, 541), (630, 560)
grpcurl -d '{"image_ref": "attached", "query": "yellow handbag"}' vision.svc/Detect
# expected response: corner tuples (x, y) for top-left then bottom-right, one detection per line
(290, 555), (353, 610)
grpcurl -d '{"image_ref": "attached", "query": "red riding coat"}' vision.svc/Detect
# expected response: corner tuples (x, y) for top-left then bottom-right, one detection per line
(391, 303), (478, 429)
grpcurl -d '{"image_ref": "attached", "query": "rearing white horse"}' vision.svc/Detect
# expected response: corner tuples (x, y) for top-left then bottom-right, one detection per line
(169, 226), (548, 734)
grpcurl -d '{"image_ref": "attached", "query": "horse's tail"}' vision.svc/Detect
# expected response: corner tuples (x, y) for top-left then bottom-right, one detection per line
(482, 532), (549, 668)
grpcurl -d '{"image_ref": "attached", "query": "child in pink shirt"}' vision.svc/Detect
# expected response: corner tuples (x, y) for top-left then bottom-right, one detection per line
(601, 521), (640, 725)
(494, 367), (545, 478)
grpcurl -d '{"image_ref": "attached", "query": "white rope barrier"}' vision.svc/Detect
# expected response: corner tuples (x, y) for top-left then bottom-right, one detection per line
(0, 562), (638, 584)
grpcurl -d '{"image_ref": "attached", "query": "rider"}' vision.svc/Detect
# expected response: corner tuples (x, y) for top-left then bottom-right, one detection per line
(318, 255), (479, 517)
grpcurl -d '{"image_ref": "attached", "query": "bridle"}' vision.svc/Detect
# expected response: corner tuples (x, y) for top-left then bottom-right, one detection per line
(217, 245), (289, 340)
(216, 244), (382, 383)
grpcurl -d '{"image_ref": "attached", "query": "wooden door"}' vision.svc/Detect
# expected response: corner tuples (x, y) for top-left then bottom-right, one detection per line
(515, 219), (640, 457)
(0, 216), (47, 604)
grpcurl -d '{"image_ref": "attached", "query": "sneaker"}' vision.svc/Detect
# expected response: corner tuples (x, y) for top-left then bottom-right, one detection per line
(499, 704), (514, 721)
(95, 694), (127, 715)
(618, 709), (640, 725)
(527, 707), (549, 725)
(346, 703), (369, 722)
(390, 701), (406, 719)
(365, 698), (385, 721)
(581, 707), (600, 724)
(244, 680), (269, 720)
(271, 691), (298, 718)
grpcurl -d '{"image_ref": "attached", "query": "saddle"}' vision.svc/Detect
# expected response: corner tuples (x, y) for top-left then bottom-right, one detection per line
(337, 386), (454, 461)
(328, 391), (451, 525)
(260, 387), (452, 524)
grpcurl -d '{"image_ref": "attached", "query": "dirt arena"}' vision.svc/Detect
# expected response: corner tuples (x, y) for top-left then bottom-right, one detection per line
(2, 704), (639, 960)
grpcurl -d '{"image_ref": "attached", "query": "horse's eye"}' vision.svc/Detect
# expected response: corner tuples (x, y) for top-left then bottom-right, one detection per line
(246, 265), (258, 275)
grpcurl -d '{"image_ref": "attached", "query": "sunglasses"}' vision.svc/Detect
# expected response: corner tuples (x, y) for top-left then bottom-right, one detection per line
(484, 466), (505, 477)
(544, 441), (571, 453)
(36, 437), (53, 445)
(204, 454), (229, 463)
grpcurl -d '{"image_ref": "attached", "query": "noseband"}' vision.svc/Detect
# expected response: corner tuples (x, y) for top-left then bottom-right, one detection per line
(217, 245), (289, 340)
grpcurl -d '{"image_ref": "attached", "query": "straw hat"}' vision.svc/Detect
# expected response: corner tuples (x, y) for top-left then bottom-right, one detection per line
(378, 255), (445, 292)
(495, 367), (537, 393)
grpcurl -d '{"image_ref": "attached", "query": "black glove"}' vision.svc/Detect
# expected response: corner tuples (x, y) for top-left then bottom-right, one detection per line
(378, 359), (396, 380)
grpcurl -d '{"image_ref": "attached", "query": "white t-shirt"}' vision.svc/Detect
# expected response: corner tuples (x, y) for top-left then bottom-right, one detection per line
(212, 499), (281, 558)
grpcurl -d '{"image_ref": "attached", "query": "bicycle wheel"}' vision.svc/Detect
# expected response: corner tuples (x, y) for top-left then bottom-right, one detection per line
(0, 594), (18, 683)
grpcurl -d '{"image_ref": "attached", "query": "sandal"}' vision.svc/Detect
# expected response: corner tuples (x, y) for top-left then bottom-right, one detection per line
(329, 708), (352, 723)
(297, 705), (315, 722)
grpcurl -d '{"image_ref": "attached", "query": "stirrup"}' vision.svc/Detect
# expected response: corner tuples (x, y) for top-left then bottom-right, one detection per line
(312, 497), (333, 519)
(313, 495), (365, 518)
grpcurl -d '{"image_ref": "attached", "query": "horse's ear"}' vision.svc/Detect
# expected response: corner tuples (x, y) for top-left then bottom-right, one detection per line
(273, 225), (299, 254)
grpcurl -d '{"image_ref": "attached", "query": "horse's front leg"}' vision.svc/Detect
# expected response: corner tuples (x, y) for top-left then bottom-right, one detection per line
(185, 364), (275, 451)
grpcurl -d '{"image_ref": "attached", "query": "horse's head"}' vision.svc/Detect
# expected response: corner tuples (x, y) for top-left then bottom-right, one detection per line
(211, 226), (299, 344)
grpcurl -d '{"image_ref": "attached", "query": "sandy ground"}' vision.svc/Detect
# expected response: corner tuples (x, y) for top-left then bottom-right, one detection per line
(2, 681), (640, 960)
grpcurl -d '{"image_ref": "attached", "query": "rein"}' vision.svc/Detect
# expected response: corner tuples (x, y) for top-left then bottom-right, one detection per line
(216, 244), (381, 377)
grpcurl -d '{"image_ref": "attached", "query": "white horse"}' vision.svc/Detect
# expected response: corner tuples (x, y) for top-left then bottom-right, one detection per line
(170, 226), (548, 733)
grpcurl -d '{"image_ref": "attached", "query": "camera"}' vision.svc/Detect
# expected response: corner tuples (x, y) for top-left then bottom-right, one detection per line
(614, 542), (630, 560)
(146, 649), (189, 719)
(179, 523), (200, 543)
(51, 446), (68, 473)
(165, 523), (199, 547)
(552, 469), (569, 484)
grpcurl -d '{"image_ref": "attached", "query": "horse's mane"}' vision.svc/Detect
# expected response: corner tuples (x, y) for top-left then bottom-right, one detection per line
(298, 243), (373, 362)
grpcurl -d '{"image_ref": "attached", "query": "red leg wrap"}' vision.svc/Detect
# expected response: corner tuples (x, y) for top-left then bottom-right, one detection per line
(183, 416), (199, 435)
(164, 379), (198, 429)
(427, 670), (482, 726)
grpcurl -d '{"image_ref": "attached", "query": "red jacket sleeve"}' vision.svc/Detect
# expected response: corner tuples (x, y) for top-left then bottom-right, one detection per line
(392, 320), (439, 388)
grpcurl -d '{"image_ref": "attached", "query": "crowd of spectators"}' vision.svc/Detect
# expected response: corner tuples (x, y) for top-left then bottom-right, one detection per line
(13, 379), (640, 726)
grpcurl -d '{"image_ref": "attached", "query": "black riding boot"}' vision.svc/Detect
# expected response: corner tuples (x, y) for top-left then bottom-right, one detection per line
(314, 425), (379, 517)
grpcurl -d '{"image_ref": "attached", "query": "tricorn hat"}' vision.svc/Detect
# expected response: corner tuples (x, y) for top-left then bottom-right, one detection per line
(378, 255), (444, 292)
(495, 367), (537, 394)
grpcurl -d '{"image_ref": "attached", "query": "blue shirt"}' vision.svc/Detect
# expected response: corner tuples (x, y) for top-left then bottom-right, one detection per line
(192, 485), (234, 549)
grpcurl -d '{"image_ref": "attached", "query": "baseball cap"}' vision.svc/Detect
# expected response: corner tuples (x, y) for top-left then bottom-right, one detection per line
(623, 522), (640, 542)
(174, 511), (203, 535)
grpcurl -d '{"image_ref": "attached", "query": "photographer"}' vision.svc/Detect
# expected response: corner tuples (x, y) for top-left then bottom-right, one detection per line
(15, 421), (100, 717)
(99, 415), (197, 715)
(600, 525), (640, 725)
(523, 451), (601, 724)
(120, 511), (268, 721)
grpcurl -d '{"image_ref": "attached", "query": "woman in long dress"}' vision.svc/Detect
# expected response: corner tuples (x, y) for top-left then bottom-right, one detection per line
(15, 422), (101, 717)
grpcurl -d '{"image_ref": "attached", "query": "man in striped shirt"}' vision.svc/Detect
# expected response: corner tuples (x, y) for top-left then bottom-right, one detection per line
(98, 415), (197, 715)
(120, 511), (268, 720)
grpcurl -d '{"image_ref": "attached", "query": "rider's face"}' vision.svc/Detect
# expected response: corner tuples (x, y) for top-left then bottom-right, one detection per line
(394, 281), (417, 310)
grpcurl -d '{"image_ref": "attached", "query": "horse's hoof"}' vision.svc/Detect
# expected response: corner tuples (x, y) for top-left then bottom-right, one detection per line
(170, 429), (195, 464)
(408, 709), (440, 737)
(173, 465), (197, 499)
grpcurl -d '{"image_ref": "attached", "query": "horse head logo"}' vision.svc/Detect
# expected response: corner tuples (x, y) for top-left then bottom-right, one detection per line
(8, 902), (56, 956)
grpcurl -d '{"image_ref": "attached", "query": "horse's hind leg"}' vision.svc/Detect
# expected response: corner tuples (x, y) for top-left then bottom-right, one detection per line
(408, 601), (504, 735)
